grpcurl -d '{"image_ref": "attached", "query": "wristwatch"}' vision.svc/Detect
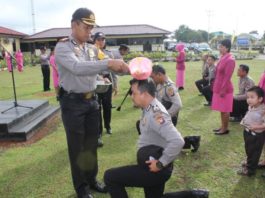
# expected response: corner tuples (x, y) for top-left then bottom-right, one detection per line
(156, 161), (164, 170)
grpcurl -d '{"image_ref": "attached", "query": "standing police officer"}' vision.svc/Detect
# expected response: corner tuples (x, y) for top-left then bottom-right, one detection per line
(94, 32), (117, 135)
(55, 8), (129, 198)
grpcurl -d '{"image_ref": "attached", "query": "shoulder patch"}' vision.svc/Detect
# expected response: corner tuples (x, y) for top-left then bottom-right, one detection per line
(166, 86), (175, 97)
(58, 38), (69, 42)
(154, 112), (165, 125)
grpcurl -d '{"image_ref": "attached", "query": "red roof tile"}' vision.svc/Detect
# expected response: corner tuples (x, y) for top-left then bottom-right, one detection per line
(0, 26), (27, 37)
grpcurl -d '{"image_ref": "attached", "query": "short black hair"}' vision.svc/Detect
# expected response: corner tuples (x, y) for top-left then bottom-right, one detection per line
(152, 65), (166, 75)
(220, 39), (231, 52)
(208, 54), (217, 61)
(239, 64), (249, 74)
(119, 44), (129, 51)
(130, 78), (156, 97)
(247, 86), (264, 98)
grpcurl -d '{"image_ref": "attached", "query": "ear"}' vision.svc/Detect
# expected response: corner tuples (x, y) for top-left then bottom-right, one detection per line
(259, 97), (264, 103)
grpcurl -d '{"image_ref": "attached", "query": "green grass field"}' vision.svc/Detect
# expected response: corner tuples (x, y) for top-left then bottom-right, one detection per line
(0, 60), (265, 198)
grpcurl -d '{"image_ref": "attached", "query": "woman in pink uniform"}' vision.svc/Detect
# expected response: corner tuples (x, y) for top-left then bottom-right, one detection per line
(257, 71), (265, 173)
(212, 39), (235, 135)
(5, 51), (12, 72)
(15, 49), (23, 72)
(49, 47), (59, 97)
(175, 44), (186, 90)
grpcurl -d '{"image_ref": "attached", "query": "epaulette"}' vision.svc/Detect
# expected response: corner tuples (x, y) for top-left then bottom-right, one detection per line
(58, 38), (69, 42)
(151, 104), (161, 112)
(164, 80), (172, 88)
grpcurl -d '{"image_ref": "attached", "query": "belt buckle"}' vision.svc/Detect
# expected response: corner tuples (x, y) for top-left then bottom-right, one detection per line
(84, 92), (93, 99)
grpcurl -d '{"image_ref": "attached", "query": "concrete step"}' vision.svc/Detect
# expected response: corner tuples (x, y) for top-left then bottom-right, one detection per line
(7, 105), (60, 141)
(0, 100), (49, 133)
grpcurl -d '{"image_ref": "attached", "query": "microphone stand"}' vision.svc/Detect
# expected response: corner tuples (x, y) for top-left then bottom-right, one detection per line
(0, 43), (33, 114)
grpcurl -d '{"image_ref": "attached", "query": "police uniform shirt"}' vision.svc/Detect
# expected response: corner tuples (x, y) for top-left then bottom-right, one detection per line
(138, 98), (184, 166)
(234, 76), (255, 101)
(111, 49), (123, 59)
(55, 35), (110, 93)
(240, 103), (265, 133)
(205, 64), (216, 85)
(40, 53), (50, 66)
(156, 78), (182, 117)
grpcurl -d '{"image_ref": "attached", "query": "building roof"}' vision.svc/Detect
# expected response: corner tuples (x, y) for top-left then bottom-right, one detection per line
(23, 24), (171, 41)
(0, 26), (27, 37)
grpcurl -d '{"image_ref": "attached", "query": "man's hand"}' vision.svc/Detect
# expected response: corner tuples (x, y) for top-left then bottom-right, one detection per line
(108, 59), (129, 73)
(145, 159), (161, 172)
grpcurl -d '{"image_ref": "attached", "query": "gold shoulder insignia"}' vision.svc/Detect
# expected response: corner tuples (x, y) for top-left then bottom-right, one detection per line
(167, 86), (175, 97)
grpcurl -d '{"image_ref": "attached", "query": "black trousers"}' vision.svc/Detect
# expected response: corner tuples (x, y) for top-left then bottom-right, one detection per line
(195, 79), (208, 93)
(230, 99), (248, 118)
(60, 94), (99, 194)
(104, 164), (172, 198)
(201, 85), (212, 103)
(97, 86), (112, 135)
(244, 130), (265, 173)
(41, 65), (50, 91)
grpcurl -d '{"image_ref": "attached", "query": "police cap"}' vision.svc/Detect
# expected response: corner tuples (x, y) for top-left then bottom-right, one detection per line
(93, 32), (106, 41)
(71, 8), (96, 26)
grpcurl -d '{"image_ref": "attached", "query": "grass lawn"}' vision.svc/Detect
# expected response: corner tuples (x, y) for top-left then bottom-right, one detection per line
(0, 59), (265, 198)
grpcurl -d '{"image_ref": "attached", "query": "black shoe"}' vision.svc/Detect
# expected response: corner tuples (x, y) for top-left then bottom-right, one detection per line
(190, 136), (201, 152)
(77, 186), (93, 198)
(97, 138), (103, 147)
(90, 181), (107, 193)
(191, 189), (209, 198)
(214, 130), (229, 135)
(106, 129), (112, 134)
(178, 87), (184, 90)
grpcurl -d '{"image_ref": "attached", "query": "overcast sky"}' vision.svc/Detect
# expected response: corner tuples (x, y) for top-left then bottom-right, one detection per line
(0, 0), (264, 36)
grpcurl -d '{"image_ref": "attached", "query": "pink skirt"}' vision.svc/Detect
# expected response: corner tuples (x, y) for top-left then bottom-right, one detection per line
(176, 69), (185, 87)
(211, 93), (233, 113)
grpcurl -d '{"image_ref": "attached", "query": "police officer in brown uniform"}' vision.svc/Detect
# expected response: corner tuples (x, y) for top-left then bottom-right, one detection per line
(55, 8), (129, 198)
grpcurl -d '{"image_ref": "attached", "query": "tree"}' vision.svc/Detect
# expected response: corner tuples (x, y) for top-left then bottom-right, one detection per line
(174, 25), (208, 43)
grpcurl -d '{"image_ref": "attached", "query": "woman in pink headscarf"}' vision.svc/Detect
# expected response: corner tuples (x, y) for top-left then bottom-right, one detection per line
(15, 49), (23, 72)
(212, 39), (235, 135)
(175, 44), (186, 90)
(49, 47), (59, 97)
(5, 51), (12, 72)
(257, 70), (265, 173)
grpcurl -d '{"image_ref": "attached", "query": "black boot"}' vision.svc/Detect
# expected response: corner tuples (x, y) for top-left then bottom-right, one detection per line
(191, 189), (209, 198)
(190, 136), (201, 152)
(183, 136), (192, 149)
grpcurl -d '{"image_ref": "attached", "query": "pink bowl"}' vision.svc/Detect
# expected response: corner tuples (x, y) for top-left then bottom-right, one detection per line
(128, 57), (152, 80)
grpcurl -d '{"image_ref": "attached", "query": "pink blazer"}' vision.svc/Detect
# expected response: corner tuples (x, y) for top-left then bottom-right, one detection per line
(176, 51), (185, 70)
(213, 53), (235, 94)
(15, 51), (23, 72)
(258, 72), (265, 104)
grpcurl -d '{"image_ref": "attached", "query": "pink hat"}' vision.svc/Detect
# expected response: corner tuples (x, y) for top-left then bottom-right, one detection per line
(175, 43), (185, 52)
(129, 57), (152, 80)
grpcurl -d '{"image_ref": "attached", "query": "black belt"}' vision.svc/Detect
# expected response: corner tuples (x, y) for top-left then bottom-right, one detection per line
(60, 87), (96, 100)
